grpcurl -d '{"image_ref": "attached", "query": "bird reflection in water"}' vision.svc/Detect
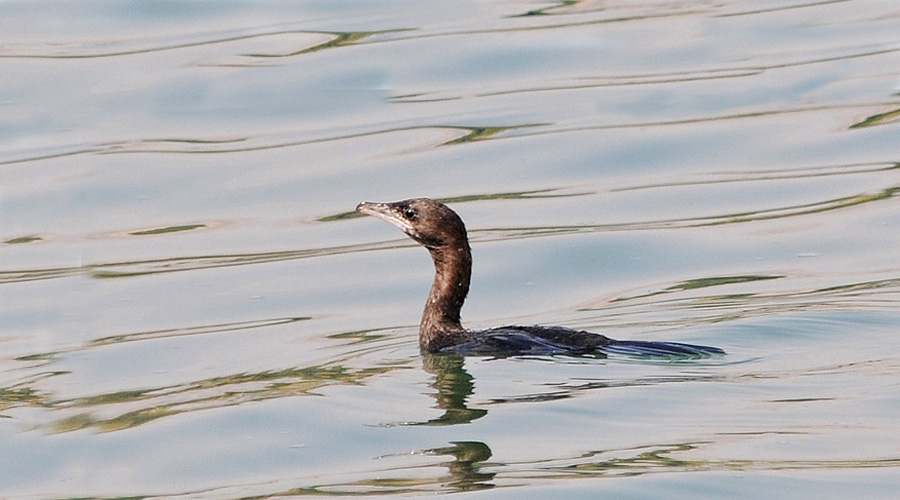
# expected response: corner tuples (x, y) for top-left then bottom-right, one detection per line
(415, 353), (494, 490)
(419, 352), (487, 425)
(422, 440), (495, 491)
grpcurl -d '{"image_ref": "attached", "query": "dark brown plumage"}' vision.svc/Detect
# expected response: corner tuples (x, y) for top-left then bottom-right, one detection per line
(356, 198), (723, 357)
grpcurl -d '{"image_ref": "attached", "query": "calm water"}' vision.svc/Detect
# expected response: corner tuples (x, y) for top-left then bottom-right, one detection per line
(2, 1), (899, 498)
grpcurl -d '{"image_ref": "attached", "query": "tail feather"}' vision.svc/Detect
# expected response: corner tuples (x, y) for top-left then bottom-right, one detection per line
(603, 340), (725, 357)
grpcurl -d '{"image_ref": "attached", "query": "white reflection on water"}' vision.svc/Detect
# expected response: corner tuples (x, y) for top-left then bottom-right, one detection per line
(1, 0), (899, 498)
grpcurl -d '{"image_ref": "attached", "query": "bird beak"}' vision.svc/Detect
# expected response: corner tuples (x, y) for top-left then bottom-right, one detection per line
(356, 201), (415, 234)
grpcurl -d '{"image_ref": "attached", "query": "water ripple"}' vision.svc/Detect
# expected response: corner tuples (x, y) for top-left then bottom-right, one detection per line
(2, 184), (896, 283)
(0, 28), (402, 60)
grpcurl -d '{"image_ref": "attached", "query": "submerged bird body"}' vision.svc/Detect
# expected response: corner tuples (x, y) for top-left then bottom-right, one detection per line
(356, 198), (723, 357)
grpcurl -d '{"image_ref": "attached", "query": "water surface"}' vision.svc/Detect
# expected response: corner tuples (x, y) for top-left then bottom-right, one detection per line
(2, 1), (899, 498)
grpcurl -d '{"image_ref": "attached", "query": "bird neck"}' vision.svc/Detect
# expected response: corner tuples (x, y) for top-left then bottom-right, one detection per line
(419, 242), (472, 351)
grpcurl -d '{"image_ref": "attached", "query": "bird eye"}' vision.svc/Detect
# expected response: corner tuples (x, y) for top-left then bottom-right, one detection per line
(403, 207), (417, 220)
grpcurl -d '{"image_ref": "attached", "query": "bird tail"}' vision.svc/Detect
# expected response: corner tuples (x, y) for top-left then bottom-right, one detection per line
(603, 340), (725, 357)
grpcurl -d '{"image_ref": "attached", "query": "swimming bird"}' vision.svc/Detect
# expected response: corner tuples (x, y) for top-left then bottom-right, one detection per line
(356, 198), (724, 357)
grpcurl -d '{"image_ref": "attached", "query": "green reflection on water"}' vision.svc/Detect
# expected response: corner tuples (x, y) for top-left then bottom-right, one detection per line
(669, 275), (782, 291)
(608, 275), (785, 304)
(244, 30), (405, 57)
(516, 1), (580, 17)
(487, 186), (900, 240)
(0, 385), (45, 414)
(50, 363), (398, 433)
(440, 124), (543, 145)
(129, 224), (206, 236)
(90, 317), (311, 347)
(850, 107), (900, 129)
(3, 235), (42, 244)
